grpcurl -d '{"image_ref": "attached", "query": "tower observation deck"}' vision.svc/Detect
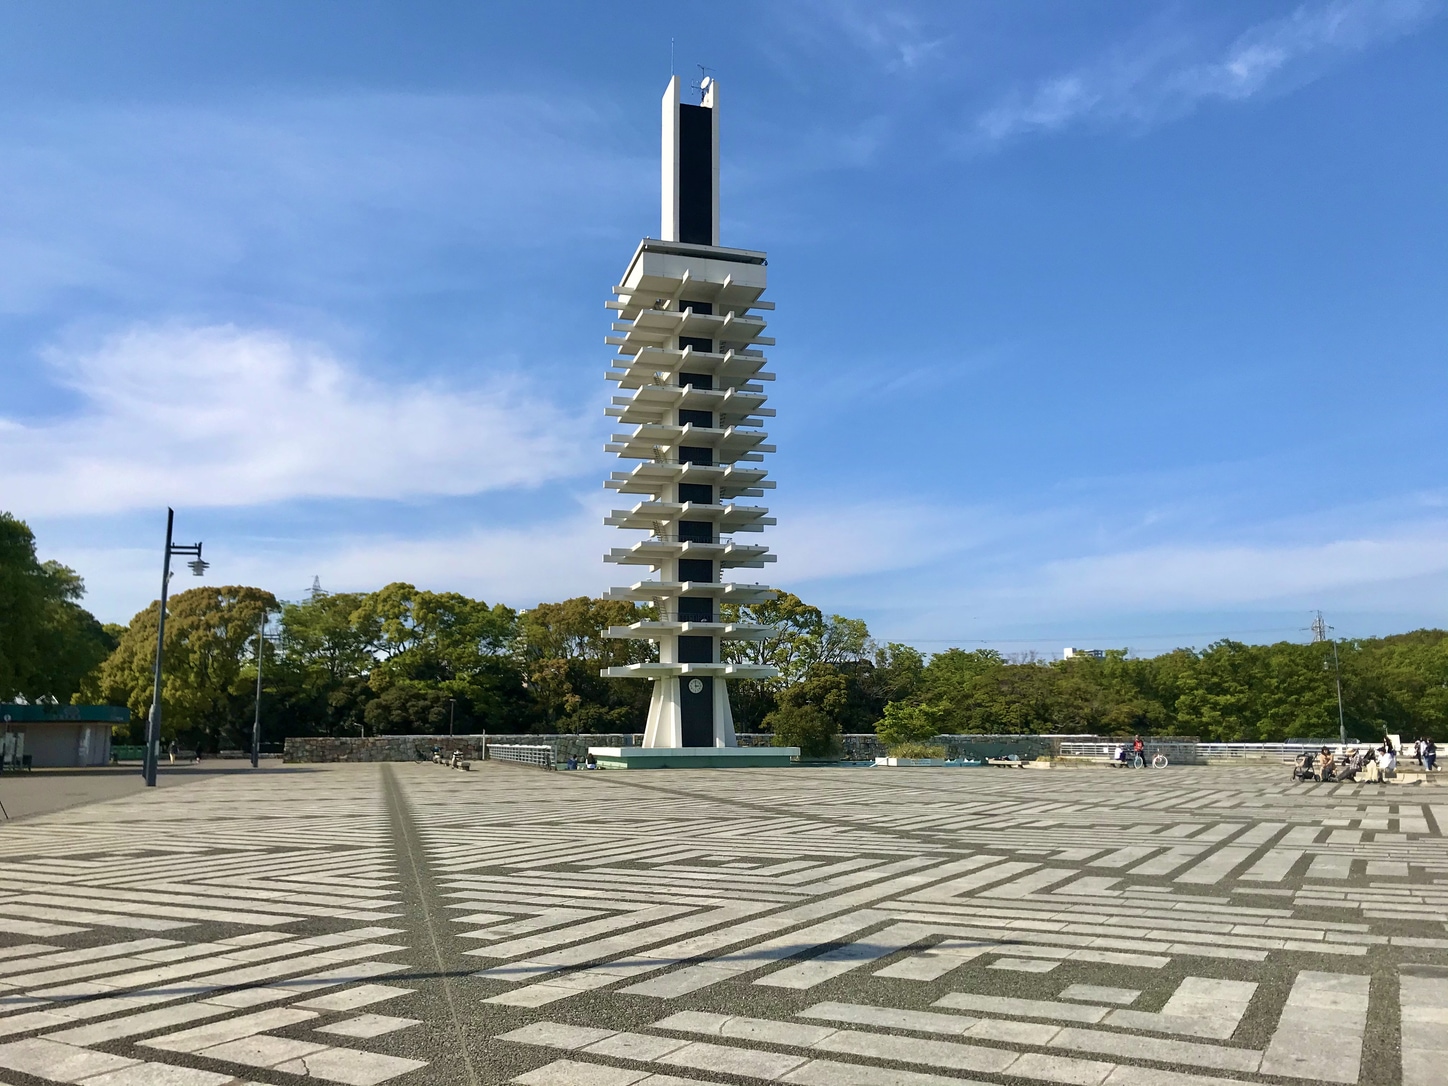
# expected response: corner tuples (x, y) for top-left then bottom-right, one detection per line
(599, 76), (782, 752)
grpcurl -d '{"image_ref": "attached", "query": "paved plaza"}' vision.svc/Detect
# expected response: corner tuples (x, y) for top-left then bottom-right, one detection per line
(0, 763), (1442, 1086)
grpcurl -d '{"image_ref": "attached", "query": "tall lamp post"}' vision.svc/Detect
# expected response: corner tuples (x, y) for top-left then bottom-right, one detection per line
(251, 612), (275, 769)
(145, 508), (208, 788)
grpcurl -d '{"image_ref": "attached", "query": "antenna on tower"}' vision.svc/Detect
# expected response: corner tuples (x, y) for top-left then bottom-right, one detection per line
(693, 65), (714, 102)
(670, 37), (675, 75)
(1308, 610), (1331, 643)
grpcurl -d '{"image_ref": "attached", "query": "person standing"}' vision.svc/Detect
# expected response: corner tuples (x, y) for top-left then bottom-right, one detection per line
(168, 740), (177, 765)
(1131, 735), (1146, 768)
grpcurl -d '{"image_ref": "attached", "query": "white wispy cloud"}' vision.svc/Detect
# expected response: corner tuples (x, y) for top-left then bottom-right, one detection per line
(41, 473), (1448, 644)
(769, 1), (952, 75)
(825, 5), (952, 72)
(1028, 527), (1448, 612)
(54, 494), (986, 622)
(45, 504), (610, 623)
(975, 0), (1437, 143)
(0, 324), (589, 517)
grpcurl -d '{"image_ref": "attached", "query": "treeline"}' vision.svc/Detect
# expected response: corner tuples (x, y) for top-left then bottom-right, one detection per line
(3, 512), (1447, 754)
(0, 514), (118, 702)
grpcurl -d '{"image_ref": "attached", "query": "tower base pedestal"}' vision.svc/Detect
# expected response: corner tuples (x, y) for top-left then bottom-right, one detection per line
(587, 746), (799, 770)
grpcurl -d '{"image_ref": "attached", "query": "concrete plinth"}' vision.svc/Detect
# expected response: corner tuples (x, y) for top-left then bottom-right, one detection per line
(588, 746), (798, 770)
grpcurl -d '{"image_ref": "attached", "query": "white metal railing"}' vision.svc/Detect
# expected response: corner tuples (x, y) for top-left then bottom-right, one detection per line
(1059, 741), (1339, 763)
(486, 744), (554, 770)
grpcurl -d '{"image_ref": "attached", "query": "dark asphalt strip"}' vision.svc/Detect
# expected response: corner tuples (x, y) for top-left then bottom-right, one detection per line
(382, 762), (484, 1086)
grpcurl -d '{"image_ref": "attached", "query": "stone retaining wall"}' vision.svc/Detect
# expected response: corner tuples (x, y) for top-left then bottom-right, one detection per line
(282, 733), (640, 763)
(282, 732), (1118, 764)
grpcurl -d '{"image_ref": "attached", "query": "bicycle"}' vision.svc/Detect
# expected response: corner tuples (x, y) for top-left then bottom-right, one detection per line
(1132, 751), (1170, 769)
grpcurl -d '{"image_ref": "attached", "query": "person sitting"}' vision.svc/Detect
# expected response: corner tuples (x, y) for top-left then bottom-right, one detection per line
(1316, 747), (1335, 782)
(1291, 752), (1315, 782)
(1377, 744), (1396, 778)
(1362, 754), (1382, 782)
(1112, 743), (1127, 767)
(585, 752), (597, 770)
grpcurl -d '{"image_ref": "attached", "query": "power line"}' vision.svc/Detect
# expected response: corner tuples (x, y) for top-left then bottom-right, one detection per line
(891, 626), (1308, 645)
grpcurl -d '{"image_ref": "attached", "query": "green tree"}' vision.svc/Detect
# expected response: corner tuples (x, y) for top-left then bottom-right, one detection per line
(359, 583), (522, 729)
(766, 703), (839, 758)
(723, 592), (881, 730)
(88, 585), (279, 751)
(1049, 651), (1164, 735)
(876, 700), (943, 747)
(0, 512), (115, 703)
(269, 589), (377, 738)
(517, 597), (653, 732)
(916, 648), (1052, 734)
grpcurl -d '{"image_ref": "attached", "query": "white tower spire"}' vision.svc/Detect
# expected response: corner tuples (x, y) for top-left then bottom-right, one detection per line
(660, 75), (719, 245)
(599, 76), (781, 752)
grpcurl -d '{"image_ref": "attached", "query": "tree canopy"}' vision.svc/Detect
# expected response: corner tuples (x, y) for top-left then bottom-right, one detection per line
(85, 585), (279, 751)
(0, 513), (116, 703)
(7, 510), (1448, 751)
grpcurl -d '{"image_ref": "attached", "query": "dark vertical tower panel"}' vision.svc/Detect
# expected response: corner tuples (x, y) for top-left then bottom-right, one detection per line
(680, 676), (714, 746)
(678, 104), (714, 245)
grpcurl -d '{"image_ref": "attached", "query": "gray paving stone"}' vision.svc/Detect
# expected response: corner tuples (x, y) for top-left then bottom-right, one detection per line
(314, 1012), (420, 1039)
(988, 956), (1060, 972)
(1059, 985), (1141, 1005)
(0, 762), (1441, 1086)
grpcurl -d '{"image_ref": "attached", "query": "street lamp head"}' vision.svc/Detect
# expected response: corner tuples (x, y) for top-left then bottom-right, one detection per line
(188, 558), (209, 577)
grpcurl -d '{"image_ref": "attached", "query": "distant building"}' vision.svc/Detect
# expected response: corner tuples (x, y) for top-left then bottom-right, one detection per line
(1063, 647), (1106, 660)
(0, 704), (127, 767)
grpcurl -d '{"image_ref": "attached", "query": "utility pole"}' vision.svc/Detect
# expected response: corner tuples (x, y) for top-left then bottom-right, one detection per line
(252, 612), (266, 769)
(145, 509), (207, 788)
(448, 698), (456, 737)
(1310, 611), (1346, 745)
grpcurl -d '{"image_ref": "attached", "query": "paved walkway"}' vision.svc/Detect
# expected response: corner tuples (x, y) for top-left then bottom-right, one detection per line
(0, 765), (265, 821)
(0, 762), (1441, 1085)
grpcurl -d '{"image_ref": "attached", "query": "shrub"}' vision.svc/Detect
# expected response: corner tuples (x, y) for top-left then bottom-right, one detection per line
(876, 700), (943, 747)
(766, 703), (841, 759)
(887, 742), (947, 759)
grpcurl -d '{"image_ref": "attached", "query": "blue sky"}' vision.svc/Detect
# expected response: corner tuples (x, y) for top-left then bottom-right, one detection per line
(1, 0), (1445, 657)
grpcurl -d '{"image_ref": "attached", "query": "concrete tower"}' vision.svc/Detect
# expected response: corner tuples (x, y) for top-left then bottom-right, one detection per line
(595, 76), (790, 765)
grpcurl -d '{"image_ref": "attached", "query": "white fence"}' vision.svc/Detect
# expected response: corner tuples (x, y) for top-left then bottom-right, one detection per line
(486, 743), (554, 770)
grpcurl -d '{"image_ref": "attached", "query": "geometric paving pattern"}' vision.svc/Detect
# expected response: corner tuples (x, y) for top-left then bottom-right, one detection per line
(0, 771), (422, 1086)
(0, 764), (1444, 1085)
